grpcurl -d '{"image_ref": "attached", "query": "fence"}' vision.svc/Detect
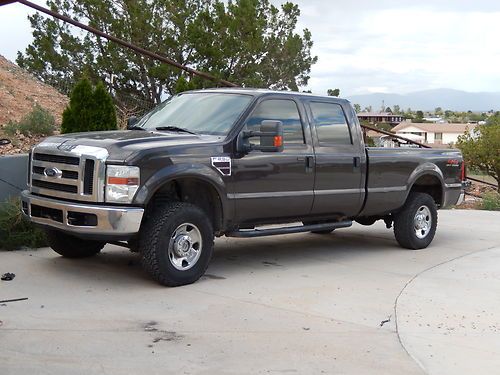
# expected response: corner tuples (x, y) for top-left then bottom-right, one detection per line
(0, 154), (28, 201)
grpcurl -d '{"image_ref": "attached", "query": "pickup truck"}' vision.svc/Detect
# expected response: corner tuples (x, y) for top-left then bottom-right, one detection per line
(21, 89), (465, 286)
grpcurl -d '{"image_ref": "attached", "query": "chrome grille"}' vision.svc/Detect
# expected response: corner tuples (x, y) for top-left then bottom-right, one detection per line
(29, 145), (108, 202)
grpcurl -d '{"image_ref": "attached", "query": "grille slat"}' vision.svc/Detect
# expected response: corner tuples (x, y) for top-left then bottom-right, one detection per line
(83, 160), (95, 195)
(33, 166), (78, 180)
(32, 179), (78, 193)
(33, 153), (80, 165)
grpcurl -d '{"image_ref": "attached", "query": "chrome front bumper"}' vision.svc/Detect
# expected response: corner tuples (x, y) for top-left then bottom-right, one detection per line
(21, 191), (144, 236)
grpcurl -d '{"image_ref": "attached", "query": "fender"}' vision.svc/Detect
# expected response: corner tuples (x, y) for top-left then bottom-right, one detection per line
(133, 163), (231, 221)
(405, 162), (445, 205)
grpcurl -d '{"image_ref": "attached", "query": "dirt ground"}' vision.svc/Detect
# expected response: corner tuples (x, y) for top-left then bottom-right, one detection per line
(0, 55), (67, 155)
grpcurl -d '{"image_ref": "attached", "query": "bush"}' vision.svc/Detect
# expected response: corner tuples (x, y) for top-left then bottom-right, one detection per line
(481, 192), (500, 211)
(0, 199), (47, 250)
(3, 104), (55, 137)
(62, 77), (117, 134)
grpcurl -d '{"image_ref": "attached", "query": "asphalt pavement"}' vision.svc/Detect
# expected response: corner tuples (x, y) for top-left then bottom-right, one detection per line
(1, 209), (499, 375)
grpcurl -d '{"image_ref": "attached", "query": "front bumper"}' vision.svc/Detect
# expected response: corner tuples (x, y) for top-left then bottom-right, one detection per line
(21, 191), (144, 237)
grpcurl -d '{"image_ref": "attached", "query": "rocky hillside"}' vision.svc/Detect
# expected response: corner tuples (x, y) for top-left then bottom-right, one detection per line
(0, 55), (68, 155)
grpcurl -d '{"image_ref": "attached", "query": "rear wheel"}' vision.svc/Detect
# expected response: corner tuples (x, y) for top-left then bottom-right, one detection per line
(46, 229), (105, 258)
(139, 202), (214, 287)
(393, 192), (437, 249)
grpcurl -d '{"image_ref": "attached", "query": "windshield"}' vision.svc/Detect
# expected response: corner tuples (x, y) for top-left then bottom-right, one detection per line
(136, 92), (253, 136)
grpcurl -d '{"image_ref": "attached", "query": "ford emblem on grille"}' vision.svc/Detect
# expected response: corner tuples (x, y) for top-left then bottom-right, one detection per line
(44, 167), (63, 178)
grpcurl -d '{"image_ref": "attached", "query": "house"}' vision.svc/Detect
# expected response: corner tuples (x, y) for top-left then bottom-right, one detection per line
(423, 116), (445, 123)
(391, 121), (476, 146)
(357, 112), (404, 126)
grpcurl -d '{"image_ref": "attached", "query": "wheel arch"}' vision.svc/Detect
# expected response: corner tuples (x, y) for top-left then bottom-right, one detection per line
(406, 164), (445, 208)
(134, 164), (229, 232)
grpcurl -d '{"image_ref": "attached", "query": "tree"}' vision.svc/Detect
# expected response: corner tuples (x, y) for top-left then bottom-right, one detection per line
(17, 0), (317, 105)
(62, 77), (117, 134)
(353, 104), (361, 113)
(385, 106), (392, 113)
(327, 88), (340, 97)
(457, 114), (500, 192)
(414, 110), (424, 122)
(435, 107), (443, 116)
(91, 81), (117, 131)
(61, 77), (94, 134)
(393, 105), (401, 115)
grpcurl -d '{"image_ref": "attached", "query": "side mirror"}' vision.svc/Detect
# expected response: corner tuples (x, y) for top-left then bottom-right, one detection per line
(237, 120), (284, 153)
(127, 116), (139, 129)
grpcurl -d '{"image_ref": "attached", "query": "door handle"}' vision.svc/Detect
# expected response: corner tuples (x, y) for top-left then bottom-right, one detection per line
(306, 156), (315, 169)
(298, 155), (314, 172)
(353, 156), (361, 168)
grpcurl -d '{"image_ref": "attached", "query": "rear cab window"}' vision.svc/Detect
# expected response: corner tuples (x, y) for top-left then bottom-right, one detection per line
(309, 102), (352, 145)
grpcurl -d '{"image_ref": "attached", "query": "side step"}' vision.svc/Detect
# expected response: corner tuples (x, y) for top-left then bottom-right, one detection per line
(226, 220), (352, 238)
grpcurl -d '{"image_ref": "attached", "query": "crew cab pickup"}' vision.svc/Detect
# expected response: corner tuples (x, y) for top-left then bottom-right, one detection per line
(21, 89), (465, 286)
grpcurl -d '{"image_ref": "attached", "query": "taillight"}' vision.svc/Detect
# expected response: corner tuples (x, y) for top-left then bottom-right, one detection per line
(460, 161), (466, 182)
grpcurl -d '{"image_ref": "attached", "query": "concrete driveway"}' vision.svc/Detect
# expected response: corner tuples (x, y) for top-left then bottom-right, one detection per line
(1, 210), (499, 375)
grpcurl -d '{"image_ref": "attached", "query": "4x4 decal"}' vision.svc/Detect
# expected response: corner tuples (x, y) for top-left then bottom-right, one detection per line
(211, 156), (231, 176)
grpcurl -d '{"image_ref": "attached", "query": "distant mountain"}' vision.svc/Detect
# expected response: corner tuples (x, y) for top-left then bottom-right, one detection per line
(346, 89), (500, 112)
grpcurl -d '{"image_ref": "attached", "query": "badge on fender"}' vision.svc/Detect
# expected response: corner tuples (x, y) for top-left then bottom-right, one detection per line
(211, 157), (231, 176)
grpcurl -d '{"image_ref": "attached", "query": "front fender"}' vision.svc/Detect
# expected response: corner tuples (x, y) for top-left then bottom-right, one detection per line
(133, 163), (230, 214)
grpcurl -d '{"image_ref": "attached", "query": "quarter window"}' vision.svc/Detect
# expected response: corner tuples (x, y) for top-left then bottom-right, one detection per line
(245, 99), (305, 145)
(310, 102), (352, 145)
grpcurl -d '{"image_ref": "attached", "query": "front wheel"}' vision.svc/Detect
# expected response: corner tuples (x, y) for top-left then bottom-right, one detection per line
(46, 229), (105, 258)
(139, 202), (214, 287)
(393, 193), (438, 249)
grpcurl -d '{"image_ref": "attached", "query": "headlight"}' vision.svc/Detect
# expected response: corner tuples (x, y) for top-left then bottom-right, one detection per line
(105, 165), (140, 203)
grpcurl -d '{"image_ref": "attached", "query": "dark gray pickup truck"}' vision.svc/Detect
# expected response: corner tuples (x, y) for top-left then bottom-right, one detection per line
(21, 89), (465, 286)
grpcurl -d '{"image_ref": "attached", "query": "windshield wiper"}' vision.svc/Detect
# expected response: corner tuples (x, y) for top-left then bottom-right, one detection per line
(128, 125), (146, 131)
(155, 126), (197, 135)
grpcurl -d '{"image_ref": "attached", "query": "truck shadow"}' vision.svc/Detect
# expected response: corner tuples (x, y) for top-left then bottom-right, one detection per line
(39, 225), (402, 286)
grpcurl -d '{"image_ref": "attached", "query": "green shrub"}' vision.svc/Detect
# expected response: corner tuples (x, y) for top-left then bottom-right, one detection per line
(3, 104), (55, 137)
(481, 192), (500, 211)
(0, 199), (47, 250)
(62, 77), (117, 134)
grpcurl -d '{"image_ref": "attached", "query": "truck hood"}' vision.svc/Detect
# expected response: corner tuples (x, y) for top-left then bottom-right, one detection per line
(36, 130), (224, 162)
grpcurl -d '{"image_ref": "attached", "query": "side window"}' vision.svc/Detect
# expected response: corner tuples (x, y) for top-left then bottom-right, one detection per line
(310, 102), (352, 145)
(245, 99), (305, 145)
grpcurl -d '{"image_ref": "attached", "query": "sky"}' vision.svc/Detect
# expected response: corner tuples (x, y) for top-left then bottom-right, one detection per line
(0, 0), (499, 97)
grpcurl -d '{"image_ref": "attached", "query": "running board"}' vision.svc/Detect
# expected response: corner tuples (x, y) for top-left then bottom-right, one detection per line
(226, 221), (352, 238)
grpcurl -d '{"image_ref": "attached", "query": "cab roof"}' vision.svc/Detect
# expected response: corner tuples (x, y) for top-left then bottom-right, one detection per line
(187, 87), (352, 105)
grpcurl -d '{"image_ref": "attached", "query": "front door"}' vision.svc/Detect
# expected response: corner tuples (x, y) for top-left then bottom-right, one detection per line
(230, 97), (315, 223)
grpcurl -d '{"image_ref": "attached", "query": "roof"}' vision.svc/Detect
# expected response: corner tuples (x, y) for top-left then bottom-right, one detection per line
(392, 122), (477, 133)
(187, 87), (352, 105)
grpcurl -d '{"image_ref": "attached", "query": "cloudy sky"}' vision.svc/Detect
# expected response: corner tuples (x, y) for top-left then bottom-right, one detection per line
(1, 0), (499, 96)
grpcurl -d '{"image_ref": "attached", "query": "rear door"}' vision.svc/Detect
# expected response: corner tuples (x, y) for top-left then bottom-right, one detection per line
(230, 97), (315, 223)
(305, 100), (365, 217)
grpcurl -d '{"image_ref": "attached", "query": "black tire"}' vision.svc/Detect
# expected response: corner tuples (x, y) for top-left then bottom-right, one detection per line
(139, 202), (214, 287)
(393, 192), (438, 250)
(303, 221), (335, 234)
(46, 229), (105, 258)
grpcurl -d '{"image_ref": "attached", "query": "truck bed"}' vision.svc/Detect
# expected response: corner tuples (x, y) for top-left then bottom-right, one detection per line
(360, 147), (463, 216)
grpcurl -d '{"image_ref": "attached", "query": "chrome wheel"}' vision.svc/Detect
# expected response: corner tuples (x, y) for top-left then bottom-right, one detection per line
(168, 223), (202, 271)
(414, 205), (432, 239)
